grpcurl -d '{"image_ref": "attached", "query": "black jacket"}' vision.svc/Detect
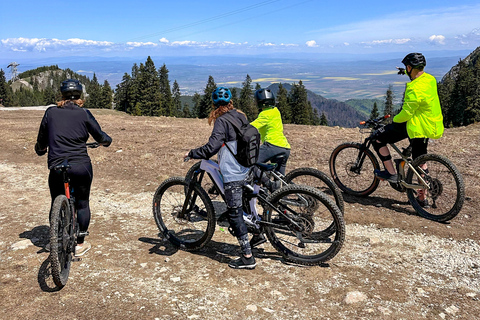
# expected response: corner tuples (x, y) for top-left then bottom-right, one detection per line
(188, 109), (248, 159)
(35, 102), (112, 168)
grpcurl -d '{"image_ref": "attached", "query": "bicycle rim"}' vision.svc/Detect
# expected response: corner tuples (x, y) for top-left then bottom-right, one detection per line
(153, 177), (216, 251)
(49, 195), (72, 288)
(263, 185), (345, 265)
(329, 143), (380, 197)
(406, 154), (465, 222)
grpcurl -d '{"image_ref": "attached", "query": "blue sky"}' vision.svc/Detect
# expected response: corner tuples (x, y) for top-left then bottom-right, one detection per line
(1, 0), (479, 59)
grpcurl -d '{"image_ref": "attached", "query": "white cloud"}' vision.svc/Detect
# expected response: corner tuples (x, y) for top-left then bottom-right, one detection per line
(159, 37), (169, 44)
(429, 35), (446, 45)
(306, 40), (318, 47)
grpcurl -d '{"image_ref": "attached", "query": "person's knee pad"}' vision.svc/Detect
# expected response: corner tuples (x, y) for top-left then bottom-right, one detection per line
(372, 140), (391, 162)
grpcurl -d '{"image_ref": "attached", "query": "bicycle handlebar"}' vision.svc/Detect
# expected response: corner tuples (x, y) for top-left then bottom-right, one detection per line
(359, 114), (391, 128)
(184, 156), (191, 162)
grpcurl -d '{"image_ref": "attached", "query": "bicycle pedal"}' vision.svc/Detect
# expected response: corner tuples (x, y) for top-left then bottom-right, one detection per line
(78, 231), (89, 237)
(72, 257), (82, 262)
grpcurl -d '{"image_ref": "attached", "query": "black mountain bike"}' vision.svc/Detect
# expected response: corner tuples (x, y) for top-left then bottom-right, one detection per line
(185, 159), (345, 214)
(329, 115), (465, 222)
(49, 142), (99, 288)
(153, 159), (345, 265)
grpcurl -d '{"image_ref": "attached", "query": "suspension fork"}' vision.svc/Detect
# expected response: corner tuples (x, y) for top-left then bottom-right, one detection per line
(179, 170), (202, 219)
(351, 140), (372, 173)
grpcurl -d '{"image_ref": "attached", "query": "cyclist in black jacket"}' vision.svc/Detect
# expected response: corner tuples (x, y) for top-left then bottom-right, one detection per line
(35, 79), (112, 256)
(185, 87), (256, 270)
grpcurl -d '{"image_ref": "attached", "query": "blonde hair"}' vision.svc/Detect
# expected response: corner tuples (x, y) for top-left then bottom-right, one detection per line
(56, 98), (85, 108)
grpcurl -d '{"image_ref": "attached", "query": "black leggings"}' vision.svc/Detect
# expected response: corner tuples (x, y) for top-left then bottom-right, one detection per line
(372, 122), (428, 161)
(49, 162), (93, 244)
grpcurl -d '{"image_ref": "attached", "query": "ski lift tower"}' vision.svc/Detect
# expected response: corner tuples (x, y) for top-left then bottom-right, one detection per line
(7, 62), (20, 81)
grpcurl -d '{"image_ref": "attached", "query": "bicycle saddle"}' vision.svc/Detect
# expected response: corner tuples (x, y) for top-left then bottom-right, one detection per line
(54, 159), (71, 171)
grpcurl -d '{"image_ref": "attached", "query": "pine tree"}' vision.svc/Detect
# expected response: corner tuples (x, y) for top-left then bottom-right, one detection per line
(114, 73), (132, 113)
(100, 80), (113, 109)
(276, 83), (290, 124)
(384, 85), (394, 123)
(172, 80), (182, 117)
(182, 102), (191, 118)
(192, 92), (202, 118)
(319, 111), (328, 126)
(0, 69), (13, 107)
(159, 64), (173, 116)
(230, 87), (239, 109)
(289, 81), (310, 125)
(255, 83), (261, 90)
(85, 73), (101, 109)
(198, 76), (216, 118)
(370, 101), (379, 120)
(136, 57), (161, 116)
(239, 74), (257, 121)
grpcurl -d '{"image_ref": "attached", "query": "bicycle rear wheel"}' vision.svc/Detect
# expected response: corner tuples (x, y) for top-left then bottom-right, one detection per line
(406, 154), (465, 222)
(263, 185), (345, 265)
(329, 142), (380, 197)
(49, 195), (73, 288)
(284, 167), (345, 214)
(153, 177), (216, 251)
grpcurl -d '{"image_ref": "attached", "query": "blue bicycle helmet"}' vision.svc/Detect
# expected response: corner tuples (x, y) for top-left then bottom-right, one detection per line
(212, 87), (232, 107)
(60, 79), (83, 99)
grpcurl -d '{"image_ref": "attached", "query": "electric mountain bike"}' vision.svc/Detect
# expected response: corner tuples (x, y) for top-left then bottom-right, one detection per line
(49, 142), (99, 288)
(185, 159), (345, 214)
(329, 115), (465, 222)
(153, 158), (345, 265)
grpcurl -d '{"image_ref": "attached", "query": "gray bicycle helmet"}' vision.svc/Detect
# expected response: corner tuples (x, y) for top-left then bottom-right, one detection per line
(401, 53), (426, 68)
(254, 88), (275, 107)
(60, 79), (83, 99)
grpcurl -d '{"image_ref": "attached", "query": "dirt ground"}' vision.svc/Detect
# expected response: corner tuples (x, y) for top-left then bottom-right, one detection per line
(0, 108), (479, 320)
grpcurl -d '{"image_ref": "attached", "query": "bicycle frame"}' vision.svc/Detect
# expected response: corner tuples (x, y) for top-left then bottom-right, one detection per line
(184, 159), (307, 233)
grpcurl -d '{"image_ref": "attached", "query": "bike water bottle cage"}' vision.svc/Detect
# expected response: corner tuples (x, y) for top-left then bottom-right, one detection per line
(212, 87), (232, 107)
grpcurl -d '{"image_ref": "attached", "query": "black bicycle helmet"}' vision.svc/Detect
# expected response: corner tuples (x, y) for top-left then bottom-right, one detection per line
(254, 88), (275, 107)
(212, 87), (232, 107)
(60, 79), (83, 99)
(401, 53), (426, 68)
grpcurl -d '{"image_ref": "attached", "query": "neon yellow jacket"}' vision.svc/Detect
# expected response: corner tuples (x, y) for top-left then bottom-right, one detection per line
(393, 72), (444, 139)
(250, 106), (290, 149)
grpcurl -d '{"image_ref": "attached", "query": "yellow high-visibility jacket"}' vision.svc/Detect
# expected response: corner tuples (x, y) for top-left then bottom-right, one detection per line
(250, 106), (290, 149)
(393, 72), (444, 139)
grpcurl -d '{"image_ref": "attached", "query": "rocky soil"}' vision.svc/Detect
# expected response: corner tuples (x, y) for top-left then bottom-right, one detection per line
(0, 108), (479, 320)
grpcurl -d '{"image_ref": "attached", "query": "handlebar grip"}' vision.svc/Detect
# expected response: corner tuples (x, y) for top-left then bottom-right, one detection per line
(184, 156), (191, 162)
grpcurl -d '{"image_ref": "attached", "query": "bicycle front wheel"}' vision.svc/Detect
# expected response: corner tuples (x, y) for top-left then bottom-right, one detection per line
(153, 177), (216, 251)
(329, 142), (380, 197)
(49, 195), (73, 288)
(406, 154), (465, 222)
(263, 185), (345, 265)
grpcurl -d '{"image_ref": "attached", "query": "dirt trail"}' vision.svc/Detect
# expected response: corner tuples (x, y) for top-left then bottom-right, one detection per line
(0, 109), (479, 320)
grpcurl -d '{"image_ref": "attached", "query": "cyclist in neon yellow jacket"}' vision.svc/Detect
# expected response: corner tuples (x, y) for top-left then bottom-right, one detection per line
(249, 88), (291, 248)
(250, 88), (291, 176)
(372, 53), (444, 207)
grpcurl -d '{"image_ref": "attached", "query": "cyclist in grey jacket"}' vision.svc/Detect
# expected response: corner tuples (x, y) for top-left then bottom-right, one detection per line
(186, 87), (256, 270)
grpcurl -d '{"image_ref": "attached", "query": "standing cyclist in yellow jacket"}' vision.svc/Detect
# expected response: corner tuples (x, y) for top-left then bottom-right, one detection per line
(373, 52), (444, 207)
(251, 88), (291, 177)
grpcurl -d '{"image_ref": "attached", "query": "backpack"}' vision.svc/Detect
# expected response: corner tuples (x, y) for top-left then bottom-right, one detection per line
(222, 112), (260, 167)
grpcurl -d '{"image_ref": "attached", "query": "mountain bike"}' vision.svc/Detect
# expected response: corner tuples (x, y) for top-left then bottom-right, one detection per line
(153, 158), (345, 265)
(185, 159), (345, 214)
(49, 142), (100, 288)
(329, 115), (465, 222)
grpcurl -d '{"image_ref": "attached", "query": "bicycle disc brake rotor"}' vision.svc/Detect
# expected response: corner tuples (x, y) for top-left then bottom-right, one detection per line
(346, 162), (360, 176)
(427, 177), (443, 200)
